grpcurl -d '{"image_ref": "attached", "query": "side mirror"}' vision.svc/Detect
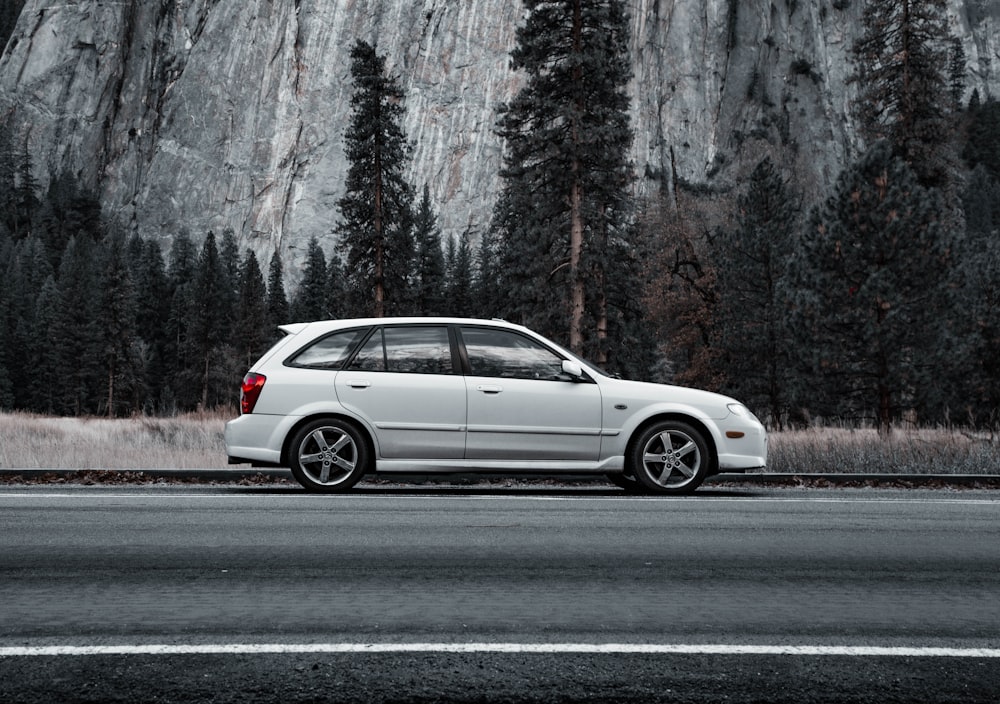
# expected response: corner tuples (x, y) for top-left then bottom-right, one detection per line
(561, 359), (584, 380)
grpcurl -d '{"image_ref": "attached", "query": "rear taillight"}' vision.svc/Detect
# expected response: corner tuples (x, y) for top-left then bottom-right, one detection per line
(240, 373), (266, 414)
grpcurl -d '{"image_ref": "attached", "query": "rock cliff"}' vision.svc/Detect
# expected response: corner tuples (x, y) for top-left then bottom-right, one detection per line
(1, 0), (998, 278)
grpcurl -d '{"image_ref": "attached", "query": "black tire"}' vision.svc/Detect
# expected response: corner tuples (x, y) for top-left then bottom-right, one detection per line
(288, 418), (370, 493)
(629, 420), (711, 495)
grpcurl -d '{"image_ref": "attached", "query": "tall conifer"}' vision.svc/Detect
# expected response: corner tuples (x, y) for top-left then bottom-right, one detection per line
(134, 239), (170, 412)
(337, 40), (415, 317)
(54, 235), (102, 414)
(788, 142), (954, 431)
(444, 233), (474, 317)
(412, 185), (446, 316)
(492, 0), (643, 372)
(851, 0), (953, 185)
(291, 237), (328, 322)
(266, 251), (289, 333)
(710, 157), (797, 426)
(186, 232), (229, 409)
(0, 233), (13, 407)
(235, 251), (269, 369)
(98, 231), (140, 416)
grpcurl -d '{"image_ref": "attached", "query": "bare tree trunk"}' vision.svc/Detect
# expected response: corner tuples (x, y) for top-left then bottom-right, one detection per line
(595, 203), (608, 367)
(568, 0), (585, 355)
(374, 138), (385, 318)
(107, 363), (115, 419)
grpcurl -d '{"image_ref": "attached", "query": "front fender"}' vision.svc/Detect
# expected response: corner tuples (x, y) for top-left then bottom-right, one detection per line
(602, 403), (727, 461)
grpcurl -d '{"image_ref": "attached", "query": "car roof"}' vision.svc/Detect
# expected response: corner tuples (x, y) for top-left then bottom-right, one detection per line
(278, 317), (530, 337)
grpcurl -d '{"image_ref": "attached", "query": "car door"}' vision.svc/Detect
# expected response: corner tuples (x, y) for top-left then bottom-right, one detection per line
(459, 325), (602, 461)
(335, 325), (467, 459)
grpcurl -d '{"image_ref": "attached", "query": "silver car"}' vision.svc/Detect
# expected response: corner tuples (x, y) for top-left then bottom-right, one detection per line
(225, 317), (766, 494)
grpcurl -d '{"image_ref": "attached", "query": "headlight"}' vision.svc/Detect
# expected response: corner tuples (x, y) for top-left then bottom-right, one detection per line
(727, 403), (759, 422)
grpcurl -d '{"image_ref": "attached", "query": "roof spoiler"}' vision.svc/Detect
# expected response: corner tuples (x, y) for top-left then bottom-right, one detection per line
(278, 323), (309, 336)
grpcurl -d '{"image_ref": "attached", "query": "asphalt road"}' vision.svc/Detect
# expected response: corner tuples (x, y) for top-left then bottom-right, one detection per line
(1, 485), (999, 702)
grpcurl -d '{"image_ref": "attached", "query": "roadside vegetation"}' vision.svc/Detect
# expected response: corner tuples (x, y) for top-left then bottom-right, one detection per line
(0, 411), (232, 470)
(1, 412), (997, 476)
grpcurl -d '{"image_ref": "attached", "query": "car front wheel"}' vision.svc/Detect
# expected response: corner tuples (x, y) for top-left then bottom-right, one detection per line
(288, 418), (370, 493)
(629, 420), (710, 495)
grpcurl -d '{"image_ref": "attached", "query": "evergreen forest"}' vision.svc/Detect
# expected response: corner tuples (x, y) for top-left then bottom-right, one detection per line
(1, 0), (999, 431)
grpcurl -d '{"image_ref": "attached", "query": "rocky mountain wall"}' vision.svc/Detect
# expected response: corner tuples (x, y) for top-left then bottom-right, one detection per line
(1, 0), (998, 279)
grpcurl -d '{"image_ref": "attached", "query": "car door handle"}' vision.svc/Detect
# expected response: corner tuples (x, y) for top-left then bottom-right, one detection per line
(477, 384), (503, 394)
(346, 380), (371, 388)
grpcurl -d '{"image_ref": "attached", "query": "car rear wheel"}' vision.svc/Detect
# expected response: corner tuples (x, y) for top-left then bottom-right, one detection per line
(629, 420), (710, 495)
(288, 418), (369, 492)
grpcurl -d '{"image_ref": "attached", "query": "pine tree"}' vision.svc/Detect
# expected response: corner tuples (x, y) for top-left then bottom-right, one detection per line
(0, 232), (13, 407)
(324, 254), (348, 320)
(133, 238), (170, 413)
(0, 136), (39, 240)
(36, 170), (102, 271)
(948, 37), (967, 111)
(290, 237), (328, 322)
(337, 40), (415, 318)
(412, 185), (446, 316)
(98, 230), (139, 416)
(709, 157), (798, 426)
(27, 276), (61, 413)
(492, 0), (643, 370)
(218, 229), (241, 334)
(266, 251), (289, 334)
(185, 232), (231, 409)
(235, 250), (269, 370)
(787, 141), (955, 432)
(851, 0), (953, 185)
(954, 166), (1000, 425)
(473, 228), (501, 318)
(444, 232), (474, 317)
(963, 99), (1000, 180)
(9, 237), (53, 408)
(0, 131), (15, 239)
(53, 235), (102, 415)
(165, 231), (199, 410)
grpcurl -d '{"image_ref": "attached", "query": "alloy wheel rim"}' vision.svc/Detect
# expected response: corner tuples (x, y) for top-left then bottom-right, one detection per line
(298, 427), (357, 485)
(641, 429), (701, 489)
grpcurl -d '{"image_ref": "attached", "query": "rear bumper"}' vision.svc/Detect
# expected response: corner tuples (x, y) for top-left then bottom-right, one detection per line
(224, 413), (297, 466)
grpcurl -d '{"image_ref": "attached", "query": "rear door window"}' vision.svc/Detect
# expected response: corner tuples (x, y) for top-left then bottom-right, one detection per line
(347, 326), (453, 375)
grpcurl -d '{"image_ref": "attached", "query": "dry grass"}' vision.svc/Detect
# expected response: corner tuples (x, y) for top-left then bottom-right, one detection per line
(1, 412), (999, 475)
(0, 411), (234, 470)
(768, 426), (1000, 475)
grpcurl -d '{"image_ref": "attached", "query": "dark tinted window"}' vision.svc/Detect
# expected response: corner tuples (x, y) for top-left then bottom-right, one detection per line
(461, 327), (564, 380)
(289, 329), (367, 369)
(348, 326), (453, 375)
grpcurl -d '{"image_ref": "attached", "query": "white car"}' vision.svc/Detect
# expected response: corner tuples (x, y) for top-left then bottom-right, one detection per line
(225, 317), (766, 494)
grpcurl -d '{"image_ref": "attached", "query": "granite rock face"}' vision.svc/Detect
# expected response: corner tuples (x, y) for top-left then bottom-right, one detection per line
(1, 0), (997, 279)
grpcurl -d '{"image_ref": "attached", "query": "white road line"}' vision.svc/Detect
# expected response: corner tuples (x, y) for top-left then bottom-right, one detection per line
(1, 493), (998, 507)
(2, 643), (999, 657)
(1, 490), (998, 503)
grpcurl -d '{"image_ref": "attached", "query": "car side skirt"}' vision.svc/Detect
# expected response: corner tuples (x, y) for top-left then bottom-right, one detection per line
(374, 457), (625, 473)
